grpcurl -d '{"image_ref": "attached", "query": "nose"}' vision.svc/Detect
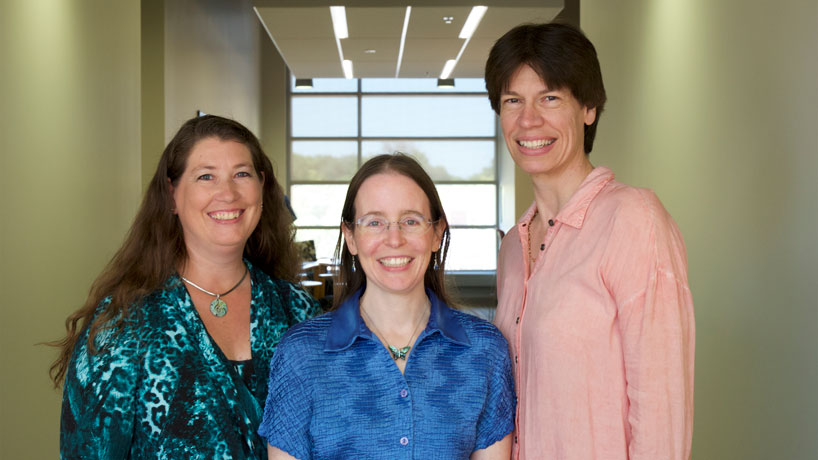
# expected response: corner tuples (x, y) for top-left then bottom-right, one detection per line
(518, 102), (544, 128)
(383, 222), (406, 247)
(216, 179), (240, 202)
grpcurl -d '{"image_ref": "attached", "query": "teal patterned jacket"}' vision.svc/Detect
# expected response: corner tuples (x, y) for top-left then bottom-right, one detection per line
(60, 261), (319, 459)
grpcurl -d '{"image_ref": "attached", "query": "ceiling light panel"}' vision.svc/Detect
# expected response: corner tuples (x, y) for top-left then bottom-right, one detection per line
(330, 6), (348, 39)
(459, 6), (488, 39)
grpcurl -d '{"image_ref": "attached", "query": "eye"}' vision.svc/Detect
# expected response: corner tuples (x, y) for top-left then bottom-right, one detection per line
(401, 214), (427, 228)
(235, 171), (252, 178)
(502, 97), (520, 105)
(197, 174), (213, 181)
(543, 95), (558, 102)
(361, 216), (386, 228)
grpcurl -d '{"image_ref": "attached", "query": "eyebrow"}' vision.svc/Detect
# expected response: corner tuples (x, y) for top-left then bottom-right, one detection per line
(359, 210), (426, 217)
(501, 88), (556, 97)
(189, 162), (254, 171)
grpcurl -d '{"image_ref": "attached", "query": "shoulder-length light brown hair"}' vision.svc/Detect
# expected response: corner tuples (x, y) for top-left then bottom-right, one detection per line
(49, 115), (299, 386)
(332, 153), (452, 309)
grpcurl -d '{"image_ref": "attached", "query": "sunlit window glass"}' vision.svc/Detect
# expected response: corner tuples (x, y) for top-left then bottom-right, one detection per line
(288, 77), (498, 271)
(361, 96), (495, 137)
(291, 96), (357, 137)
(290, 184), (348, 227)
(362, 140), (495, 181)
(291, 141), (358, 181)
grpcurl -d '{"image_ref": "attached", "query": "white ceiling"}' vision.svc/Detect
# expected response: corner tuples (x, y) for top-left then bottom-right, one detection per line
(254, 1), (563, 78)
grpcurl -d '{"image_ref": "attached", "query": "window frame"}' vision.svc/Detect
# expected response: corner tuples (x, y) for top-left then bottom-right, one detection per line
(287, 76), (501, 272)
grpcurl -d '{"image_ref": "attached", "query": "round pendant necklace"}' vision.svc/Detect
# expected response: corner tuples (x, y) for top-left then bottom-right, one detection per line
(361, 302), (428, 361)
(181, 265), (248, 318)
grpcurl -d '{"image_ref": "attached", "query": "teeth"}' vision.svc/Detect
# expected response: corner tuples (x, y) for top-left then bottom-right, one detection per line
(210, 210), (241, 220)
(519, 139), (555, 149)
(379, 257), (411, 267)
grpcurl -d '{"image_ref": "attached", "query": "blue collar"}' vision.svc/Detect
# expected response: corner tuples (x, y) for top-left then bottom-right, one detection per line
(324, 288), (471, 352)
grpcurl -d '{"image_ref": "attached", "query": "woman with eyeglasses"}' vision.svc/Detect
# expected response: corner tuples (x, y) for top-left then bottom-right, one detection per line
(258, 154), (515, 460)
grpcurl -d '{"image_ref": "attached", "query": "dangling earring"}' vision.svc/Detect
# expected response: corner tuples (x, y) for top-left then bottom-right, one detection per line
(351, 255), (357, 272)
(433, 254), (439, 270)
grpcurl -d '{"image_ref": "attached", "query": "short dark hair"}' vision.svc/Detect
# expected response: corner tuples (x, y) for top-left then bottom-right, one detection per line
(333, 153), (452, 309)
(485, 22), (607, 154)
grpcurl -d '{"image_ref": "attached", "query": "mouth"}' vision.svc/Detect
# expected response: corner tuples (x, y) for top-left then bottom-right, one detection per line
(517, 138), (556, 149)
(378, 256), (412, 268)
(208, 210), (243, 221)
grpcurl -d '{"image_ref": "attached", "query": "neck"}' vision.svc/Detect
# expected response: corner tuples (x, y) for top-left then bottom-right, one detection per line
(181, 247), (247, 290)
(529, 156), (594, 220)
(360, 288), (430, 336)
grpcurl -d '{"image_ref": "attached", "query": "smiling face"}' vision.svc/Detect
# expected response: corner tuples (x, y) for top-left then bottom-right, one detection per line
(342, 172), (443, 299)
(500, 64), (597, 182)
(171, 137), (264, 259)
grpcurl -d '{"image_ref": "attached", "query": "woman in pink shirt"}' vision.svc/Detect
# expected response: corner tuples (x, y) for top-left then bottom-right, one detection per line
(485, 23), (695, 460)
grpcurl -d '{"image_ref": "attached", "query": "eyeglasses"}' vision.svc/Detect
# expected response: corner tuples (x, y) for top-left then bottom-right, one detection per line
(349, 213), (436, 235)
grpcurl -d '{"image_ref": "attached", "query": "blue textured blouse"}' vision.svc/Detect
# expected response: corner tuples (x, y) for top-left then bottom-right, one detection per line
(60, 261), (319, 459)
(258, 289), (515, 460)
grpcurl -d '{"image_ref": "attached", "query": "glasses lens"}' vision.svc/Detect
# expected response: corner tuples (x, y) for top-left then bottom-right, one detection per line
(399, 214), (428, 233)
(357, 215), (387, 233)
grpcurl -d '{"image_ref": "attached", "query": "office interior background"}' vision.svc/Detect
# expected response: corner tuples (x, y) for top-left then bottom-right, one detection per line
(1, 0), (816, 458)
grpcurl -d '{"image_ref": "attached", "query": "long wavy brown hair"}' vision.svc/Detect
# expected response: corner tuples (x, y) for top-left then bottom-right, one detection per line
(332, 153), (452, 309)
(49, 115), (299, 386)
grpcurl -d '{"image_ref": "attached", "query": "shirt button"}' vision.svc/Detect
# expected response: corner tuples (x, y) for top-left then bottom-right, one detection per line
(400, 436), (409, 446)
(548, 219), (555, 226)
(514, 435), (518, 444)
(400, 389), (408, 398)
(515, 355), (518, 364)
(516, 316), (520, 324)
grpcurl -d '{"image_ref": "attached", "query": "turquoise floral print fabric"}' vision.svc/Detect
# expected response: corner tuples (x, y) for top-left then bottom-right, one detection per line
(60, 261), (318, 459)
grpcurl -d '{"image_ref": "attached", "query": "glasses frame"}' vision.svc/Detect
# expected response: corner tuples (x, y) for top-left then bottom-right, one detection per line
(346, 214), (439, 235)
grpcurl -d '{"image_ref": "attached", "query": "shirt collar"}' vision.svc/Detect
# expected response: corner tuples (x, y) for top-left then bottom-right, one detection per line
(518, 166), (615, 229)
(324, 288), (470, 352)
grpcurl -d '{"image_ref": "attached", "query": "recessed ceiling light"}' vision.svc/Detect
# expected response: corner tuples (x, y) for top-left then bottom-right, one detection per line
(294, 78), (314, 89)
(443, 16), (454, 24)
(364, 49), (377, 54)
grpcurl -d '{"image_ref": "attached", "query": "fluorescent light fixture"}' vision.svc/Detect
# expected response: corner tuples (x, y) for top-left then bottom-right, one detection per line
(395, 6), (412, 77)
(342, 59), (353, 79)
(440, 59), (457, 79)
(294, 78), (313, 89)
(459, 6), (487, 39)
(437, 78), (455, 88)
(330, 6), (348, 39)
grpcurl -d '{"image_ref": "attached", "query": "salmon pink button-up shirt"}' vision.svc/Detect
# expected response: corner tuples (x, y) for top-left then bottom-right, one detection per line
(495, 167), (695, 460)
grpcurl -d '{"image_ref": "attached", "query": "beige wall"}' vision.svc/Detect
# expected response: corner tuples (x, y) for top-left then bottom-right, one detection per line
(259, 24), (290, 187)
(0, 1), (143, 457)
(163, 0), (262, 142)
(582, 0), (818, 457)
(0, 1), (288, 456)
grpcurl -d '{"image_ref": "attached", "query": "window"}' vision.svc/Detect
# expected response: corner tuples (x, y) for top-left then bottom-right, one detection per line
(288, 77), (499, 271)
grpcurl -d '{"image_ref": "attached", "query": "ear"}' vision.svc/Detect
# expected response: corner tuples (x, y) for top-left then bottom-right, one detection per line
(584, 106), (597, 126)
(167, 178), (178, 214)
(259, 170), (265, 186)
(342, 223), (358, 255)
